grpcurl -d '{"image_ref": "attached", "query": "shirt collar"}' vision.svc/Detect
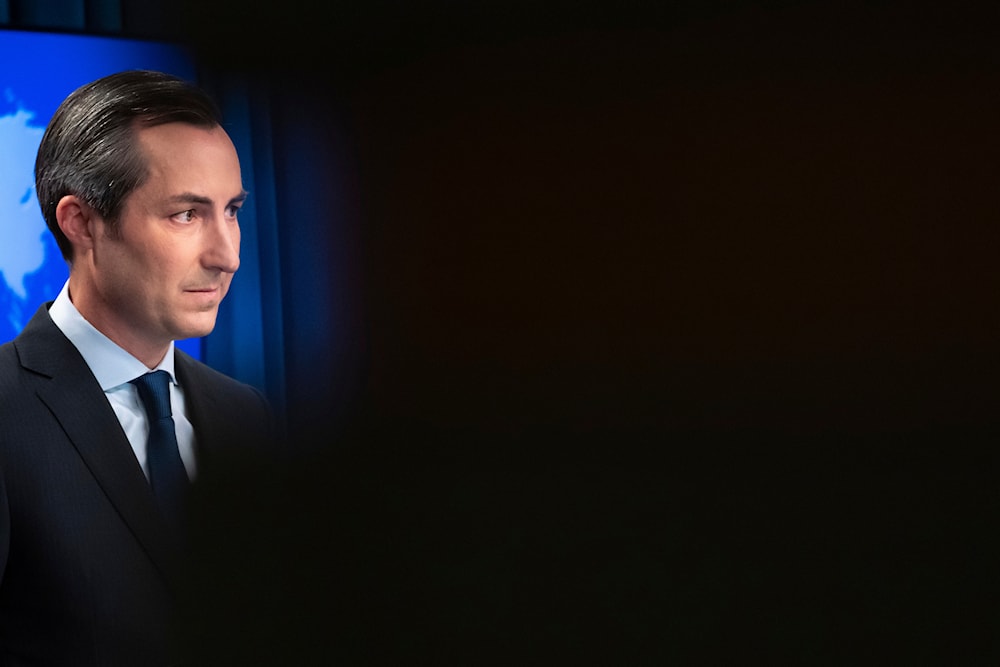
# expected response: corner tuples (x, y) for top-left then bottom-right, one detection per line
(49, 280), (176, 391)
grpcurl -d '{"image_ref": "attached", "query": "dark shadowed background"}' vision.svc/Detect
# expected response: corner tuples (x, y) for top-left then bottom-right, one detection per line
(7, 0), (1000, 662)
(155, 1), (1000, 663)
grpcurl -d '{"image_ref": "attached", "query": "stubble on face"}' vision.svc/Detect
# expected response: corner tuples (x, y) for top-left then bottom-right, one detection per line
(71, 122), (244, 367)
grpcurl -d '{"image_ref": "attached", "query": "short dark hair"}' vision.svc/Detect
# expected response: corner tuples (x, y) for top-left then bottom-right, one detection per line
(34, 70), (224, 261)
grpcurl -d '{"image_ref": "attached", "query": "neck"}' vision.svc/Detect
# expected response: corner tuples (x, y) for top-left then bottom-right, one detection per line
(66, 277), (170, 369)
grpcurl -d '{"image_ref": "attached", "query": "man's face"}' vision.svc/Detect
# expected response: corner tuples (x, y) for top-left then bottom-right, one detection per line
(86, 122), (244, 358)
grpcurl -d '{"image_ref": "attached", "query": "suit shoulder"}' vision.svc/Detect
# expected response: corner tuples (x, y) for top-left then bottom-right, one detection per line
(0, 339), (16, 369)
(174, 351), (275, 439)
(175, 351), (265, 401)
(0, 340), (21, 396)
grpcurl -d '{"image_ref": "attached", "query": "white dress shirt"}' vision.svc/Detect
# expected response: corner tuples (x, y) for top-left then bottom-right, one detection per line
(48, 281), (197, 481)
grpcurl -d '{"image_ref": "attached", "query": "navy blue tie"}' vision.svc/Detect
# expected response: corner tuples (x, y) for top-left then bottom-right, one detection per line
(130, 370), (189, 528)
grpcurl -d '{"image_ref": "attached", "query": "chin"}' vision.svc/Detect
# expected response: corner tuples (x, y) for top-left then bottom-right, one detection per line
(175, 317), (219, 341)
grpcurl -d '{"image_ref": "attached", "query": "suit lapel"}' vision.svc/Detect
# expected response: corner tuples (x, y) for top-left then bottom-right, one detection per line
(14, 305), (181, 586)
(175, 355), (217, 454)
(175, 353), (240, 458)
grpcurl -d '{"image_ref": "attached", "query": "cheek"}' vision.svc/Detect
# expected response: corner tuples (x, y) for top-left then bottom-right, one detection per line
(98, 243), (144, 285)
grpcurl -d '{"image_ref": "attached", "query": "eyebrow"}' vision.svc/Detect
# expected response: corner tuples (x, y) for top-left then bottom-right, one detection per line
(167, 190), (250, 206)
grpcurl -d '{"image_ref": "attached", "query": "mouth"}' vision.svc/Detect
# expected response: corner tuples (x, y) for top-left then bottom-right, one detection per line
(184, 287), (223, 307)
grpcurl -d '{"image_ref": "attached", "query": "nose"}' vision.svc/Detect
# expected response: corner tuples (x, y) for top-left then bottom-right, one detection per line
(203, 214), (241, 273)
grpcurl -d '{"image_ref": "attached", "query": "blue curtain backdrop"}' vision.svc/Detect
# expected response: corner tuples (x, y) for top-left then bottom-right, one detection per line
(0, 0), (368, 435)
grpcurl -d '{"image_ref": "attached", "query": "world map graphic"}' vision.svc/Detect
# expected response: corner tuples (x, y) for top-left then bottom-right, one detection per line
(0, 97), (67, 345)
(0, 30), (200, 355)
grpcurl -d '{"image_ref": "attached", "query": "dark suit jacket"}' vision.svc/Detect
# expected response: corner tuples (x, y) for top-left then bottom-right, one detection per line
(0, 304), (276, 666)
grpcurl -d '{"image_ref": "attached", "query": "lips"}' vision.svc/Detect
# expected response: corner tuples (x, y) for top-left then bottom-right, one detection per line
(183, 287), (222, 305)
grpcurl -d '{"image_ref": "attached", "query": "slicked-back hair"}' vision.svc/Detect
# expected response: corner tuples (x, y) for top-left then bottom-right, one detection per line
(34, 69), (224, 261)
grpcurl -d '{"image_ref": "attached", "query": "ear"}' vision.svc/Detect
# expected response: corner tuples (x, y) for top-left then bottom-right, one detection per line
(55, 195), (99, 252)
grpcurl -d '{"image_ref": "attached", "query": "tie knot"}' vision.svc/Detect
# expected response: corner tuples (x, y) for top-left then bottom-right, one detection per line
(130, 370), (173, 421)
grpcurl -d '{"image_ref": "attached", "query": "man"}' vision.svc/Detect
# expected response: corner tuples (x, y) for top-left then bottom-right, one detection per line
(0, 70), (276, 665)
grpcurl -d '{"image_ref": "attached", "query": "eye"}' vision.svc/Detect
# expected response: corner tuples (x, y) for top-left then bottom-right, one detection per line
(170, 209), (196, 224)
(225, 203), (242, 219)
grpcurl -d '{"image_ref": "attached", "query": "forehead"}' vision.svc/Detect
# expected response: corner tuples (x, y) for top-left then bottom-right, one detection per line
(134, 122), (242, 188)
